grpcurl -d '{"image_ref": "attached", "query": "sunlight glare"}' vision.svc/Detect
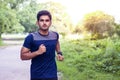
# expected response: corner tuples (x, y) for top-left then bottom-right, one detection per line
(66, 34), (84, 40)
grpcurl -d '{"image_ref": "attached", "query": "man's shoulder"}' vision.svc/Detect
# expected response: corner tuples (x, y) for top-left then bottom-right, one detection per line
(49, 30), (58, 35)
(49, 31), (59, 39)
(24, 32), (38, 40)
(29, 31), (40, 38)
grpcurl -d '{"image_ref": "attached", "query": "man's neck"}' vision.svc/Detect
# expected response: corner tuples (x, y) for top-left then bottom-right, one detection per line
(39, 30), (49, 36)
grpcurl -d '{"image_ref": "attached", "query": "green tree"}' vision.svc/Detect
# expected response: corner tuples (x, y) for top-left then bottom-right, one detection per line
(18, 0), (38, 33)
(82, 11), (115, 39)
(0, 0), (29, 42)
(114, 23), (120, 37)
(18, 1), (73, 35)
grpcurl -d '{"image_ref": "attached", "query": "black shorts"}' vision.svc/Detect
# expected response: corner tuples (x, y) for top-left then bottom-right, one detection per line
(31, 77), (58, 80)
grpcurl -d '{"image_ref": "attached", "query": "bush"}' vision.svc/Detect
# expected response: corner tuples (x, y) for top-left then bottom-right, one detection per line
(57, 37), (120, 80)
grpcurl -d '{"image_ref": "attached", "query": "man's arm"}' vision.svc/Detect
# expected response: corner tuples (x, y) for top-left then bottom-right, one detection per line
(56, 41), (61, 53)
(56, 41), (64, 61)
(20, 44), (46, 60)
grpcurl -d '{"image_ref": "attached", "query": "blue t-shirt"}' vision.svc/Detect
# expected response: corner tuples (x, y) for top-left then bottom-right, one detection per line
(23, 31), (59, 79)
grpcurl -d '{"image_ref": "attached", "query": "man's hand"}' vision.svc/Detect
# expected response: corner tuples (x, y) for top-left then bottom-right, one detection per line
(57, 54), (64, 61)
(37, 44), (46, 55)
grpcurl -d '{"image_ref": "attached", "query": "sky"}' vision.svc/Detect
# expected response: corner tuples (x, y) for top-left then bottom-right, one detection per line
(37, 0), (120, 24)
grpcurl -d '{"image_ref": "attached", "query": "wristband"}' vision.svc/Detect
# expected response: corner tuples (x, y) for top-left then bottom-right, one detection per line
(57, 51), (63, 55)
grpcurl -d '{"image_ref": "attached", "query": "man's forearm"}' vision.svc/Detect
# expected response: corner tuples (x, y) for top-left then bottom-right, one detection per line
(21, 51), (40, 60)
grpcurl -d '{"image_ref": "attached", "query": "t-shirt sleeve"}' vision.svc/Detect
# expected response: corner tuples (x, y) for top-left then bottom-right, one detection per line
(56, 32), (59, 40)
(54, 32), (59, 40)
(23, 34), (33, 49)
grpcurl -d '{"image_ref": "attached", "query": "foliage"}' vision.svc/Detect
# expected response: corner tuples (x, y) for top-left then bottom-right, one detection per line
(17, 1), (72, 34)
(4, 0), (29, 10)
(79, 11), (115, 39)
(17, 1), (38, 33)
(0, 39), (3, 45)
(114, 23), (120, 36)
(0, 0), (27, 39)
(57, 37), (120, 80)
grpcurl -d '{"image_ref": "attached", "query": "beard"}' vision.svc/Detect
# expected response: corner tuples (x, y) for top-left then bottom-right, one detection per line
(39, 26), (49, 31)
(38, 23), (50, 31)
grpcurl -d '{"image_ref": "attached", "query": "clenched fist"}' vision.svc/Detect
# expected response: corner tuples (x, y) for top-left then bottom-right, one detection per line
(37, 44), (46, 55)
(57, 54), (64, 61)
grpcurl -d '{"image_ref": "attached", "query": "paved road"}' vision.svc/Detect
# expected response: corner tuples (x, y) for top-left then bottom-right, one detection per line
(0, 43), (63, 80)
(0, 45), (30, 80)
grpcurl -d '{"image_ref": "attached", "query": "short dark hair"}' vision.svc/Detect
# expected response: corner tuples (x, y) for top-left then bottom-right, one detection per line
(37, 10), (52, 21)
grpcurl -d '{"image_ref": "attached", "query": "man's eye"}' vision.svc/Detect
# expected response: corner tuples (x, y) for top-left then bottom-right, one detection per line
(45, 20), (50, 22)
(40, 19), (44, 22)
(40, 19), (50, 22)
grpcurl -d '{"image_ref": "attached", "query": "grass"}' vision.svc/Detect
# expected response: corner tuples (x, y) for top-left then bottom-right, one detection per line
(0, 40), (3, 46)
(57, 38), (120, 80)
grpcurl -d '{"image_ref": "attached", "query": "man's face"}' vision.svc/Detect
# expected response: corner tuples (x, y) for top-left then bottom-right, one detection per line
(37, 15), (51, 31)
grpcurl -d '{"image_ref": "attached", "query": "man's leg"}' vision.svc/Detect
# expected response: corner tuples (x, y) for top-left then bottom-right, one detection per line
(31, 77), (58, 80)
